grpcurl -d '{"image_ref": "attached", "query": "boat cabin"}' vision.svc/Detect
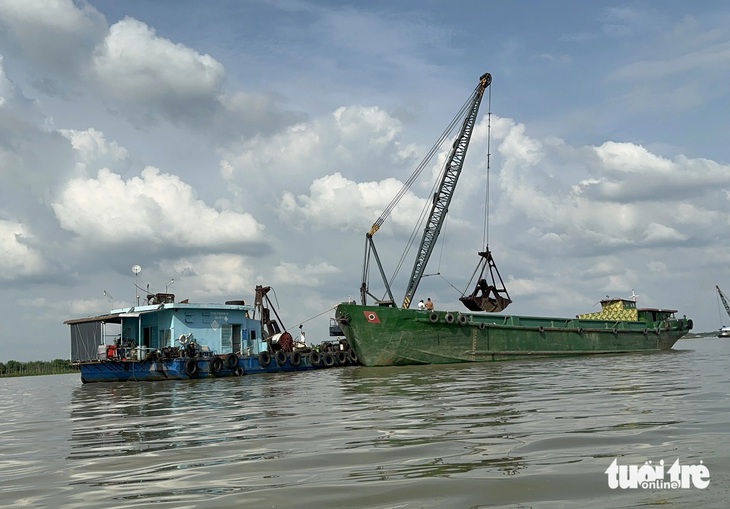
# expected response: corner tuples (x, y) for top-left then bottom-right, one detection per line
(576, 298), (678, 324)
(65, 297), (266, 362)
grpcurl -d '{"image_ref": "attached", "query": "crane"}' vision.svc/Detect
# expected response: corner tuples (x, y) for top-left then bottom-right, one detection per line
(359, 72), (509, 311)
(717, 285), (730, 320)
(401, 73), (492, 309)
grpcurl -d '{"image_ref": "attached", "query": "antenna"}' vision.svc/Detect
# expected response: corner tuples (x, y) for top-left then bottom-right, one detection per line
(132, 264), (142, 305)
(103, 290), (114, 309)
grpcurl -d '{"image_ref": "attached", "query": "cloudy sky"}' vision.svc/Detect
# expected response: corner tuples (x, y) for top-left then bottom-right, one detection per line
(1, 0), (729, 362)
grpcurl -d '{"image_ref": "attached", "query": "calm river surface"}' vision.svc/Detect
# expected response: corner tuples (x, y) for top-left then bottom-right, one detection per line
(1, 339), (728, 508)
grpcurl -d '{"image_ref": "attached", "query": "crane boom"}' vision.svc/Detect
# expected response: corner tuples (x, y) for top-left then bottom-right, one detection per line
(401, 72), (492, 309)
(717, 285), (730, 319)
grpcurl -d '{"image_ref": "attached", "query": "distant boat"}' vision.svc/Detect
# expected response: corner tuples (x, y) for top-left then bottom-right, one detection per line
(333, 72), (692, 367)
(715, 285), (730, 338)
(67, 285), (357, 383)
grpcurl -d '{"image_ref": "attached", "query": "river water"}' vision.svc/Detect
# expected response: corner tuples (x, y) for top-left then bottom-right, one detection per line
(1, 338), (728, 508)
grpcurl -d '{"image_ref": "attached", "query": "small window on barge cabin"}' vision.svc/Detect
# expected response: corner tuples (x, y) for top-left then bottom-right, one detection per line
(185, 312), (194, 324)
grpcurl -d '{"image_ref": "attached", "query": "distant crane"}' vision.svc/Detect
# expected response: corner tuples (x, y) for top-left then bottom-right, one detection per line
(715, 285), (730, 338)
(716, 285), (730, 321)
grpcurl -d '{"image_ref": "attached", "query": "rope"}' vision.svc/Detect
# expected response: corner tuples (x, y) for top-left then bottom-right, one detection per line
(482, 85), (492, 248)
(286, 305), (338, 332)
(370, 90), (478, 233)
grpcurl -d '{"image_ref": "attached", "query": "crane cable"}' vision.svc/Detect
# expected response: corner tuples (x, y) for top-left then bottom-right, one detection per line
(373, 90), (479, 301)
(460, 84), (493, 297)
(483, 85), (492, 248)
(368, 86), (482, 237)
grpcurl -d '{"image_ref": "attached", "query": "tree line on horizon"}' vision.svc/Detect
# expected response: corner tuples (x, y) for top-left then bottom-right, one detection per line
(0, 359), (78, 377)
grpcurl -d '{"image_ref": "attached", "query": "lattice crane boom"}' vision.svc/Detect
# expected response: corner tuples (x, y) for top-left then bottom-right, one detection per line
(717, 285), (730, 319)
(401, 72), (492, 309)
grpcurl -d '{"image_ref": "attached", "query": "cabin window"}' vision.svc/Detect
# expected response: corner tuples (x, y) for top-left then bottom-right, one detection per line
(185, 312), (194, 324)
(250, 330), (256, 340)
(221, 324), (232, 353)
(163, 329), (171, 347)
(202, 312), (211, 324)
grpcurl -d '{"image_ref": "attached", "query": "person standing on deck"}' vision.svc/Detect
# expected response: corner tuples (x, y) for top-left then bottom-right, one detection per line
(425, 298), (434, 311)
(297, 324), (306, 347)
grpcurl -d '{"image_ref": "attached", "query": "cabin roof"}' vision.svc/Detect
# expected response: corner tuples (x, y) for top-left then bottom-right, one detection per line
(64, 313), (124, 325)
(600, 298), (676, 313)
(64, 301), (252, 325)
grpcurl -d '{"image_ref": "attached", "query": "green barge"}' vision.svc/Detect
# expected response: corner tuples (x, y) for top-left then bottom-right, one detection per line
(335, 298), (692, 367)
(336, 71), (692, 368)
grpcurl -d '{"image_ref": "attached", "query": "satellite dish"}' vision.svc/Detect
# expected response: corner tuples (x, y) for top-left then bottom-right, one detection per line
(132, 264), (142, 275)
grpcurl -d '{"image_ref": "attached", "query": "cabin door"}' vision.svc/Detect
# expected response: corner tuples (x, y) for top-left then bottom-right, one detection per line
(231, 324), (242, 354)
(142, 327), (160, 349)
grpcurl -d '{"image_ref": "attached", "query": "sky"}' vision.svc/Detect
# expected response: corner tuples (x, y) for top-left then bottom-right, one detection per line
(1, 0), (730, 362)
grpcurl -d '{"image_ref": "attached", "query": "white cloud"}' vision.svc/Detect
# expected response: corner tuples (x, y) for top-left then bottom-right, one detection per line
(279, 172), (426, 235)
(271, 261), (341, 287)
(0, 0), (107, 76)
(221, 105), (417, 195)
(170, 254), (256, 299)
(51, 166), (266, 250)
(0, 220), (46, 279)
(489, 119), (730, 254)
(92, 17), (225, 124)
(59, 127), (130, 176)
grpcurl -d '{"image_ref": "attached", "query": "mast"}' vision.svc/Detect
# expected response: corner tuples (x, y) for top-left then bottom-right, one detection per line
(401, 72), (492, 309)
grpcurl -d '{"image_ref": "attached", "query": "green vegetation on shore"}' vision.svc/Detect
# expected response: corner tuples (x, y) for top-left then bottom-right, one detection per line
(0, 359), (78, 378)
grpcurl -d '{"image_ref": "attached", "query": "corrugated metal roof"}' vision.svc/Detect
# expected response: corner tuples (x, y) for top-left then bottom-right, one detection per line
(64, 313), (123, 325)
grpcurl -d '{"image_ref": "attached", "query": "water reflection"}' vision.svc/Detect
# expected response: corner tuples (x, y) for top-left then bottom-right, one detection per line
(49, 342), (728, 508)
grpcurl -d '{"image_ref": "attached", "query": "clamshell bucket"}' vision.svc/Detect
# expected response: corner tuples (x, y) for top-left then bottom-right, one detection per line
(460, 249), (512, 313)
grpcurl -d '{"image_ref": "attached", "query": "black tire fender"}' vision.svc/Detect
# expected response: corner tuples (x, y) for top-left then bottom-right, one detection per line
(348, 350), (359, 364)
(323, 352), (335, 367)
(290, 351), (301, 367)
(225, 353), (238, 369)
(209, 357), (224, 374)
(185, 358), (198, 377)
(310, 351), (321, 366)
(444, 313), (455, 324)
(275, 350), (287, 367)
(428, 312), (439, 323)
(258, 351), (271, 368)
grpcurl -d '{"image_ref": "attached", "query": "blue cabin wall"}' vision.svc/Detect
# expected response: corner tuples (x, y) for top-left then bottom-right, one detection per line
(119, 304), (264, 355)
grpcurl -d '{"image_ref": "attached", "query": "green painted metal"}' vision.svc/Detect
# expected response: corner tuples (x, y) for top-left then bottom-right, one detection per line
(334, 303), (693, 367)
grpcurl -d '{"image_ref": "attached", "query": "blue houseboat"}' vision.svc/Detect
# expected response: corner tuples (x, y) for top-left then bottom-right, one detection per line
(66, 285), (357, 383)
